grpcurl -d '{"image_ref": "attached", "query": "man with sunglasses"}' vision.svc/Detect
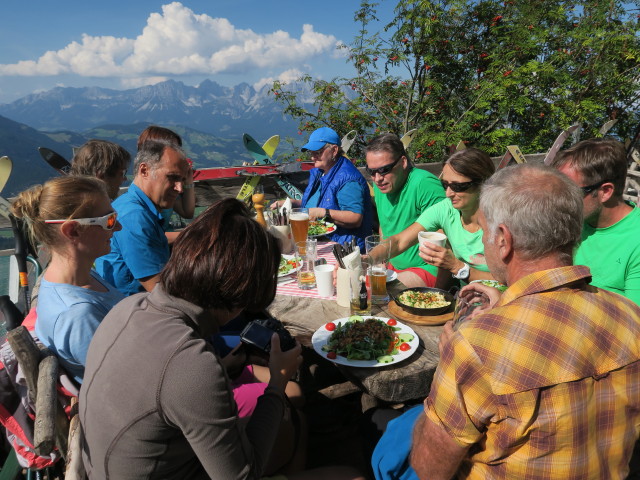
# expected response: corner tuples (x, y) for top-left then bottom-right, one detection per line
(365, 133), (445, 287)
(550, 138), (640, 304)
(96, 140), (190, 296)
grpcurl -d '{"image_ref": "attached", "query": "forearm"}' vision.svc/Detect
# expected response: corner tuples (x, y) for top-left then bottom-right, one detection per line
(310, 207), (362, 228)
(176, 188), (196, 219)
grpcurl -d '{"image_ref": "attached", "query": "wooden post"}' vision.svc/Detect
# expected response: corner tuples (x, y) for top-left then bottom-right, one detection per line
(33, 355), (57, 455)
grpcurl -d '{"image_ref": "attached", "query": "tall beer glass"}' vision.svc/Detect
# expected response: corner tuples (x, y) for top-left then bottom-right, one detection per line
(290, 208), (310, 247)
(365, 235), (390, 304)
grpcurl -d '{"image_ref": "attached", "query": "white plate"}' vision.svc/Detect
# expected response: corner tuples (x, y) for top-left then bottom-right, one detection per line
(311, 317), (420, 368)
(386, 269), (398, 283)
(278, 254), (302, 278)
(308, 221), (336, 238)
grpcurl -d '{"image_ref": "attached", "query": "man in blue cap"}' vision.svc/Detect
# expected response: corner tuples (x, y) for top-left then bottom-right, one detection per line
(274, 127), (372, 251)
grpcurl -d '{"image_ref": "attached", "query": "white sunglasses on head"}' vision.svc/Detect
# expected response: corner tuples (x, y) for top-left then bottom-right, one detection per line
(44, 211), (118, 231)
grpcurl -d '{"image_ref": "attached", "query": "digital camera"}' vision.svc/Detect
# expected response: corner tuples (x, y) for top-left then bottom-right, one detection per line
(239, 316), (296, 354)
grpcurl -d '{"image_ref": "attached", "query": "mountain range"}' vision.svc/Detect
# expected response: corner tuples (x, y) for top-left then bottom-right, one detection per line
(0, 79), (314, 196)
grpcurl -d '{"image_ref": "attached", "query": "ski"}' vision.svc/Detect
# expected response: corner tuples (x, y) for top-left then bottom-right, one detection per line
(243, 133), (304, 200)
(341, 130), (357, 154)
(38, 146), (71, 174)
(543, 123), (581, 165)
(236, 135), (280, 202)
(0, 156), (12, 194)
(506, 145), (526, 164)
(400, 129), (418, 149)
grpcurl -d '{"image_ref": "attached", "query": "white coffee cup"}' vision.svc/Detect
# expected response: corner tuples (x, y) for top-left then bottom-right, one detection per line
(314, 264), (335, 298)
(418, 231), (447, 247)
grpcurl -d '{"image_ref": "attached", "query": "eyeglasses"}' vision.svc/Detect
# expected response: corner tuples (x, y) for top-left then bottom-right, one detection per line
(45, 211), (118, 231)
(365, 156), (402, 177)
(440, 180), (477, 193)
(581, 179), (611, 196)
(309, 145), (329, 157)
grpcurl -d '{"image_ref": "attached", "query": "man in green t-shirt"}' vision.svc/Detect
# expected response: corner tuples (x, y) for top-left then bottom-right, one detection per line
(365, 133), (445, 287)
(551, 138), (640, 304)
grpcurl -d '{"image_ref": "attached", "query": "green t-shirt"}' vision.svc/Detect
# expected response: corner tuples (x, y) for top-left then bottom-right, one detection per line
(373, 168), (445, 274)
(417, 200), (489, 272)
(574, 204), (640, 304)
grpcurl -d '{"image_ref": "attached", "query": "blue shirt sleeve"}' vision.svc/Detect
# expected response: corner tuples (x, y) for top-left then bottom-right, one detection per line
(336, 181), (366, 215)
(116, 209), (169, 280)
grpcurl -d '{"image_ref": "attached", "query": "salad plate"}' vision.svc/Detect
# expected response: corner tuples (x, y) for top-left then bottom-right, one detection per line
(308, 221), (336, 238)
(278, 254), (302, 278)
(311, 316), (420, 368)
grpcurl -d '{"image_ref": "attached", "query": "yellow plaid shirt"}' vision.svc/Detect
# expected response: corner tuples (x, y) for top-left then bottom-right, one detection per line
(425, 265), (640, 479)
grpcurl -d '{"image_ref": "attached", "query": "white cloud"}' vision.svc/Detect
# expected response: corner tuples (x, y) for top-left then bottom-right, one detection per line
(253, 69), (306, 91)
(0, 2), (339, 80)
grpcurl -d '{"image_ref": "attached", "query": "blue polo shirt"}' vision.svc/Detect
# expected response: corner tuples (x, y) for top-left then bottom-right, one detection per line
(95, 183), (169, 296)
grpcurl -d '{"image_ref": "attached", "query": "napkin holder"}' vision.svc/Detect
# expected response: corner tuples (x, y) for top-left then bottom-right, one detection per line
(336, 250), (360, 308)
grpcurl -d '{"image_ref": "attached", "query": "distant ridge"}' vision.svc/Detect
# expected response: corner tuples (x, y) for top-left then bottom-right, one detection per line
(0, 79), (308, 140)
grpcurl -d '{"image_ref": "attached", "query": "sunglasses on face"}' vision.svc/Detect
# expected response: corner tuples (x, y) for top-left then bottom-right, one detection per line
(309, 145), (330, 157)
(581, 179), (611, 196)
(440, 180), (477, 193)
(365, 156), (402, 177)
(45, 211), (118, 231)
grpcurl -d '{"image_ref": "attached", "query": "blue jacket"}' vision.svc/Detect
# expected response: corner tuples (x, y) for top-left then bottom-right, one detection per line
(301, 156), (372, 251)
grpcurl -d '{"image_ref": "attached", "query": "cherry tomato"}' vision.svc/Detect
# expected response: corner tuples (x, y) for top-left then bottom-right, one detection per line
(399, 343), (411, 351)
(387, 334), (399, 353)
(387, 318), (398, 326)
(325, 322), (336, 331)
(327, 351), (337, 359)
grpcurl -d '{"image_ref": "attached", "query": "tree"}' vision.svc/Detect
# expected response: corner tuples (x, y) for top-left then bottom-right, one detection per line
(272, 0), (640, 162)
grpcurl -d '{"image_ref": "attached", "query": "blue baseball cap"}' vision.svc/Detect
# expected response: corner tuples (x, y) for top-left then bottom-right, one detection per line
(301, 127), (340, 152)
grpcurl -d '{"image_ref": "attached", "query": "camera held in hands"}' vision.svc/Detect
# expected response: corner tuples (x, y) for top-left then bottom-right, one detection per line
(240, 316), (296, 354)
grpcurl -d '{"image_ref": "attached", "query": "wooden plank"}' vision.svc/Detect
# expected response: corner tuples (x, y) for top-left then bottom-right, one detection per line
(34, 355), (58, 456)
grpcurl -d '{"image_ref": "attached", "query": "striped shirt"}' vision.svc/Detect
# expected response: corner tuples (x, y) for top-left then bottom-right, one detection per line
(425, 265), (640, 479)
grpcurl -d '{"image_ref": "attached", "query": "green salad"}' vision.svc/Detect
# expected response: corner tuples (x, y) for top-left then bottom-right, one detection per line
(473, 279), (508, 292)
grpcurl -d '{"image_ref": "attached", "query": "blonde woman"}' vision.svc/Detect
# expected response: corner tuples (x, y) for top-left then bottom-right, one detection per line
(12, 176), (124, 383)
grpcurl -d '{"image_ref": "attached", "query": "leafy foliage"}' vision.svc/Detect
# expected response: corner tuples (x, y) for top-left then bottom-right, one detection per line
(272, 0), (640, 162)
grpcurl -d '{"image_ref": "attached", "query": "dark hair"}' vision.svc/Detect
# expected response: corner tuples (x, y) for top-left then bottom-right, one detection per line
(365, 133), (408, 161)
(160, 198), (281, 311)
(137, 125), (182, 151)
(445, 148), (495, 183)
(71, 139), (131, 179)
(550, 138), (627, 196)
(134, 140), (185, 175)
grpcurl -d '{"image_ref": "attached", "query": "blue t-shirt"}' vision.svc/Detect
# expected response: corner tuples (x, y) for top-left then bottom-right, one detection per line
(95, 183), (170, 296)
(35, 271), (124, 384)
(305, 180), (365, 216)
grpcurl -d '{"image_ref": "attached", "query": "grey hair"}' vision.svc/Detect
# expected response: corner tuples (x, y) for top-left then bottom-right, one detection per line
(480, 164), (583, 261)
(134, 140), (185, 177)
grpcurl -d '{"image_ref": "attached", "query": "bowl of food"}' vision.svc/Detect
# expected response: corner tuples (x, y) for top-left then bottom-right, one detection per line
(393, 287), (455, 316)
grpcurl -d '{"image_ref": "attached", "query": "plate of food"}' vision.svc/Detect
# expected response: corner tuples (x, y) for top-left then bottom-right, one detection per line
(312, 316), (420, 367)
(393, 287), (454, 316)
(308, 220), (336, 238)
(278, 254), (302, 277)
(470, 279), (508, 292)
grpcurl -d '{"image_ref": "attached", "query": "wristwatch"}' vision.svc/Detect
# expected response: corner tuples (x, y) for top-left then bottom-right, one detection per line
(453, 262), (470, 281)
(325, 208), (332, 221)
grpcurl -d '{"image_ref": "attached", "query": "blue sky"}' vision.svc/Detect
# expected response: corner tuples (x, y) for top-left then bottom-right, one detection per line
(0, 0), (397, 104)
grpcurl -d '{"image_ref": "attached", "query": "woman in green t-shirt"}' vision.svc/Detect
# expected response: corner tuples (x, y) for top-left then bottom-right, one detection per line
(376, 148), (496, 288)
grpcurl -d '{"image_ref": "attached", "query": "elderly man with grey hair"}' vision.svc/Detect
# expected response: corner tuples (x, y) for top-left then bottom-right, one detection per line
(408, 164), (640, 479)
(95, 140), (190, 296)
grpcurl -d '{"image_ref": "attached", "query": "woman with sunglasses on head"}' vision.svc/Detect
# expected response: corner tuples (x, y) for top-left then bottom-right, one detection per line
(272, 127), (373, 251)
(11, 176), (124, 384)
(374, 148), (496, 287)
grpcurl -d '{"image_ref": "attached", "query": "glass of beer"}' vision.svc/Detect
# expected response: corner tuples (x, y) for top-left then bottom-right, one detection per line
(365, 235), (390, 304)
(290, 207), (310, 247)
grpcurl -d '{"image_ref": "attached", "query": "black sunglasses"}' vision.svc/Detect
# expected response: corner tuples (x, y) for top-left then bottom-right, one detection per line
(365, 156), (402, 177)
(440, 180), (477, 193)
(581, 179), (611, 196)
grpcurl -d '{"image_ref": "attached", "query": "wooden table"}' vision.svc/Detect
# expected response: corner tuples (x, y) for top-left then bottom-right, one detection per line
(268, 267), (446, 404)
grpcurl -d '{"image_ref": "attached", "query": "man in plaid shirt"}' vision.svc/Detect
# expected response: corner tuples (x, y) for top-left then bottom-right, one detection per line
(411, 164), (640, 479)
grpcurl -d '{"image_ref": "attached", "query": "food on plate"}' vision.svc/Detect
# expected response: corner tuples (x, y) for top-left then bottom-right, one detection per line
(321, 316), (415, 361)
(472, 279), (508, 292)
(308, 220), (335, 237)
(278, 256), (300, 276)
(397, 290), (451, 309)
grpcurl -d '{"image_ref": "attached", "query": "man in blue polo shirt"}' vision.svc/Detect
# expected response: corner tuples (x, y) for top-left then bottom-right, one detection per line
(95, 140), (190, 296)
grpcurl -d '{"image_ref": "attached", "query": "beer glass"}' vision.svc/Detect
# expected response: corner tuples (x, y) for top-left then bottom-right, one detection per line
(295, 240), (317, 290)
(365, 235), (390, 304)
(290, 208), (310, 247)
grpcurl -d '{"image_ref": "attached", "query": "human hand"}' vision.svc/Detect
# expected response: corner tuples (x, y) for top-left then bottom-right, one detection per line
(220, 344), (248, 379)
(267, 334), (303, 391)
(438, 321), (455, 357)
(458, 283), (501, 310)
(308, 207), (324, 220)
(270, 200), (281, 209)
(419, 242), (457, 272)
